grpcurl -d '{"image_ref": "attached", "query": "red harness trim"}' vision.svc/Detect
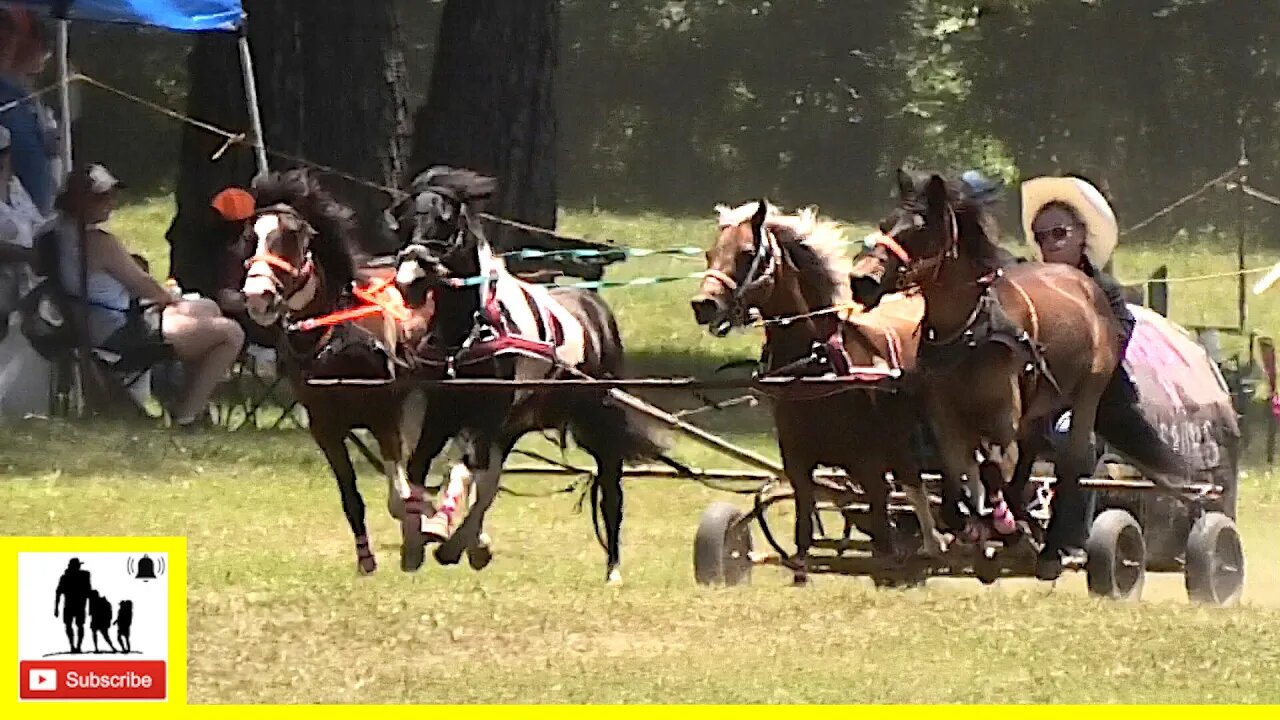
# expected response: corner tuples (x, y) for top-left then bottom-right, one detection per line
(457, 279), (563, 367)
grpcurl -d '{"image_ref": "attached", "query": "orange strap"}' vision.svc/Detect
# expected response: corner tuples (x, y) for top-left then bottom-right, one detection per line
(352, 278), (410, 322)
(245, 252), (302, 276)
(873, 233), (912, 264)
(292, 279), (411, 332)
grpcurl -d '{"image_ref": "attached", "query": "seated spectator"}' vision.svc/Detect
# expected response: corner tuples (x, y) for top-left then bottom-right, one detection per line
(0, 123), (50, 415)
(54, 164), (244, 430)
(0, 125), (41, 269)
(0, 12), (55, 215)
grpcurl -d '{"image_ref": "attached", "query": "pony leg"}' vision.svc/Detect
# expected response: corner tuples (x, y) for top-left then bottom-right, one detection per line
(850, 464), (894, 559)
(895, 453), (945, 558)
(422, 463), (472, 544)
(787, 458), (818, 586)
(401, 420), (454, 572)
(1038, 391), (1103, 581)
(595, 455), (625, 585)
(436, 442), (505, 567)
(981, 443), (1019, 536)
(371, 412), (409, 521)
(312, 423), (375, 574)
(934, 429), (983, 544)
(1007, 423), (1047, 526)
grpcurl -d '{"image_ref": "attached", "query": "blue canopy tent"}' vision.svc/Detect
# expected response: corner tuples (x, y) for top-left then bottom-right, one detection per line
(4, 0), (242, 31)
(0, 0), (269, 176)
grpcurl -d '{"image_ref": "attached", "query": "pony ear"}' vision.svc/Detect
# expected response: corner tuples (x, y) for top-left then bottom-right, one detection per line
(923, 174), (949, 214)
(750, 198), (769, 234)
(896, 168), (917, 200)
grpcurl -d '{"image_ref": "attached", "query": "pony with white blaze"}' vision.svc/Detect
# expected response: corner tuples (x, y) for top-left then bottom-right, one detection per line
(238, 169), (444, 575)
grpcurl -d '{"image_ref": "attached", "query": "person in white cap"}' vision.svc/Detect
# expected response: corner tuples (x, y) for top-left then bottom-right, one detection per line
(52, 163), (244, 430)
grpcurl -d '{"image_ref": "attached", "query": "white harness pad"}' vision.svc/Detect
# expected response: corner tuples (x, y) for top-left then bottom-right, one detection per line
(478, 242), (587, 369)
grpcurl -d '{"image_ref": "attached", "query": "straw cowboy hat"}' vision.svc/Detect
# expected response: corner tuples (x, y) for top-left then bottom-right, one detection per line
(1021, 175), (1119, 268)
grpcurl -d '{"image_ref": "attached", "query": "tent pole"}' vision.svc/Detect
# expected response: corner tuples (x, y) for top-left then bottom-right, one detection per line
(56, 19), (72, 176)
(237, 27), (269, 178)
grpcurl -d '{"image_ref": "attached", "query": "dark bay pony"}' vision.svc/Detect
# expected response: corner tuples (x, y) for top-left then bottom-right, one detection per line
(690, 200), (944, 584)
(240, 169), (434, 574)
(853, 169), (1189, 579)
(389, 166), (668, 584)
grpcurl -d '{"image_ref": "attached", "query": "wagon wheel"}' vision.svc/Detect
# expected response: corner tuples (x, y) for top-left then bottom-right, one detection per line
(1085, 509), (1146, 601)
(1185, 512), (1245, 606)
(694, 502), (753, 586)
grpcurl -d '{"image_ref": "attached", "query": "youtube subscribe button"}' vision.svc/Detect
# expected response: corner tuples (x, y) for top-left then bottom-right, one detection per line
(19, 660), (166, 701)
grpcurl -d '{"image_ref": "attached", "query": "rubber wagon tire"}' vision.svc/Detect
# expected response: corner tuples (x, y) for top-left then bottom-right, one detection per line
(1185, 512), (1245, 607)
(1085, 509), (1146, 601)
(694, 502), (753, 586)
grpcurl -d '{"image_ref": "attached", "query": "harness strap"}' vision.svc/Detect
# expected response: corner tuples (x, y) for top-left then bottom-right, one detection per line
(702, 268), (738, 292)
(1005, 277), (1039, 344)
(868, 232), (911, 264)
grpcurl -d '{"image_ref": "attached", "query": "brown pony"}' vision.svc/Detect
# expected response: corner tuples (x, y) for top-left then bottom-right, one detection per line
(853, 170), (1189, 579)
(240, 169), (436, 574)
(690, 199), (944, 585)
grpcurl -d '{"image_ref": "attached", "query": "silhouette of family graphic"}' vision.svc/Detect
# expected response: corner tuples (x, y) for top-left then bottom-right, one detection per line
(51, 558), (136, 655)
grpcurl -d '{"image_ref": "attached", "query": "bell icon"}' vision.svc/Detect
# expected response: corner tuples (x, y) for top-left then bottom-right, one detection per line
(135, 555), (157, 581)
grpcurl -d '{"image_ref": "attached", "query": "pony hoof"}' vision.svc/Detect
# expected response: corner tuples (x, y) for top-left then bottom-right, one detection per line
(606, 567), (623, 586)
(791, 572), (810, 587)
(434, 542), (464, 566)
(1034, 552), (1065, 582)
(922, 530), (949, 557)
(400, 515), (426, 573)
(466, 535), (493, 571)
(357, 555), (377, 575)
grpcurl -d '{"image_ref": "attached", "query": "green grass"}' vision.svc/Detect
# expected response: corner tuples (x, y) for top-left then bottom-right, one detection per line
(2, 421), (1280, 704)
(4, 199), (1280, 703)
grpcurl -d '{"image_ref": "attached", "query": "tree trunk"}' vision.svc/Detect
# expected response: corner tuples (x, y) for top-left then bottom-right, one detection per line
(167, 0), (411, 294)
(411, 0), (581, 276)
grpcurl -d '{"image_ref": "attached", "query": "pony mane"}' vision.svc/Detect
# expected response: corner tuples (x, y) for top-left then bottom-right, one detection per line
(898, 171), (1008, 273)
(252, 169), (361, 290)
(408, 165), (498, 204)
(714, 201), (853, 307)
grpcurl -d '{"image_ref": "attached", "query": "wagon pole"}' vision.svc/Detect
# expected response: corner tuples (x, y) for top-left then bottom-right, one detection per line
(541, 364), (787, 475)
(407, 372), (899, 392)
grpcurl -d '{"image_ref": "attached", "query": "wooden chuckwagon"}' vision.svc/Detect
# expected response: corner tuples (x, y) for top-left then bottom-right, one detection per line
(693, 304), (1246, 606)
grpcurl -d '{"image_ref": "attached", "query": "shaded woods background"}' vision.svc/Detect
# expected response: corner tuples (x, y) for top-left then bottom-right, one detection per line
(64, 0), (1280, 237)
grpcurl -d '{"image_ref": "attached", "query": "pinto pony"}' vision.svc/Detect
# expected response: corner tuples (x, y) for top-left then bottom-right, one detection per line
(690, 199), (944, 584)
(389, 166), (669, 584)
(239, 169), (434, 574)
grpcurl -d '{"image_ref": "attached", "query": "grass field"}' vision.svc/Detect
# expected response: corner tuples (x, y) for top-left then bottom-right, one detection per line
(3, 199), (1280, 703)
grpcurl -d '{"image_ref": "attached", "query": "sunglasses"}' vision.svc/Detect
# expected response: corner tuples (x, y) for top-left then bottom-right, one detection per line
(1033, 225), (1080, 244)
